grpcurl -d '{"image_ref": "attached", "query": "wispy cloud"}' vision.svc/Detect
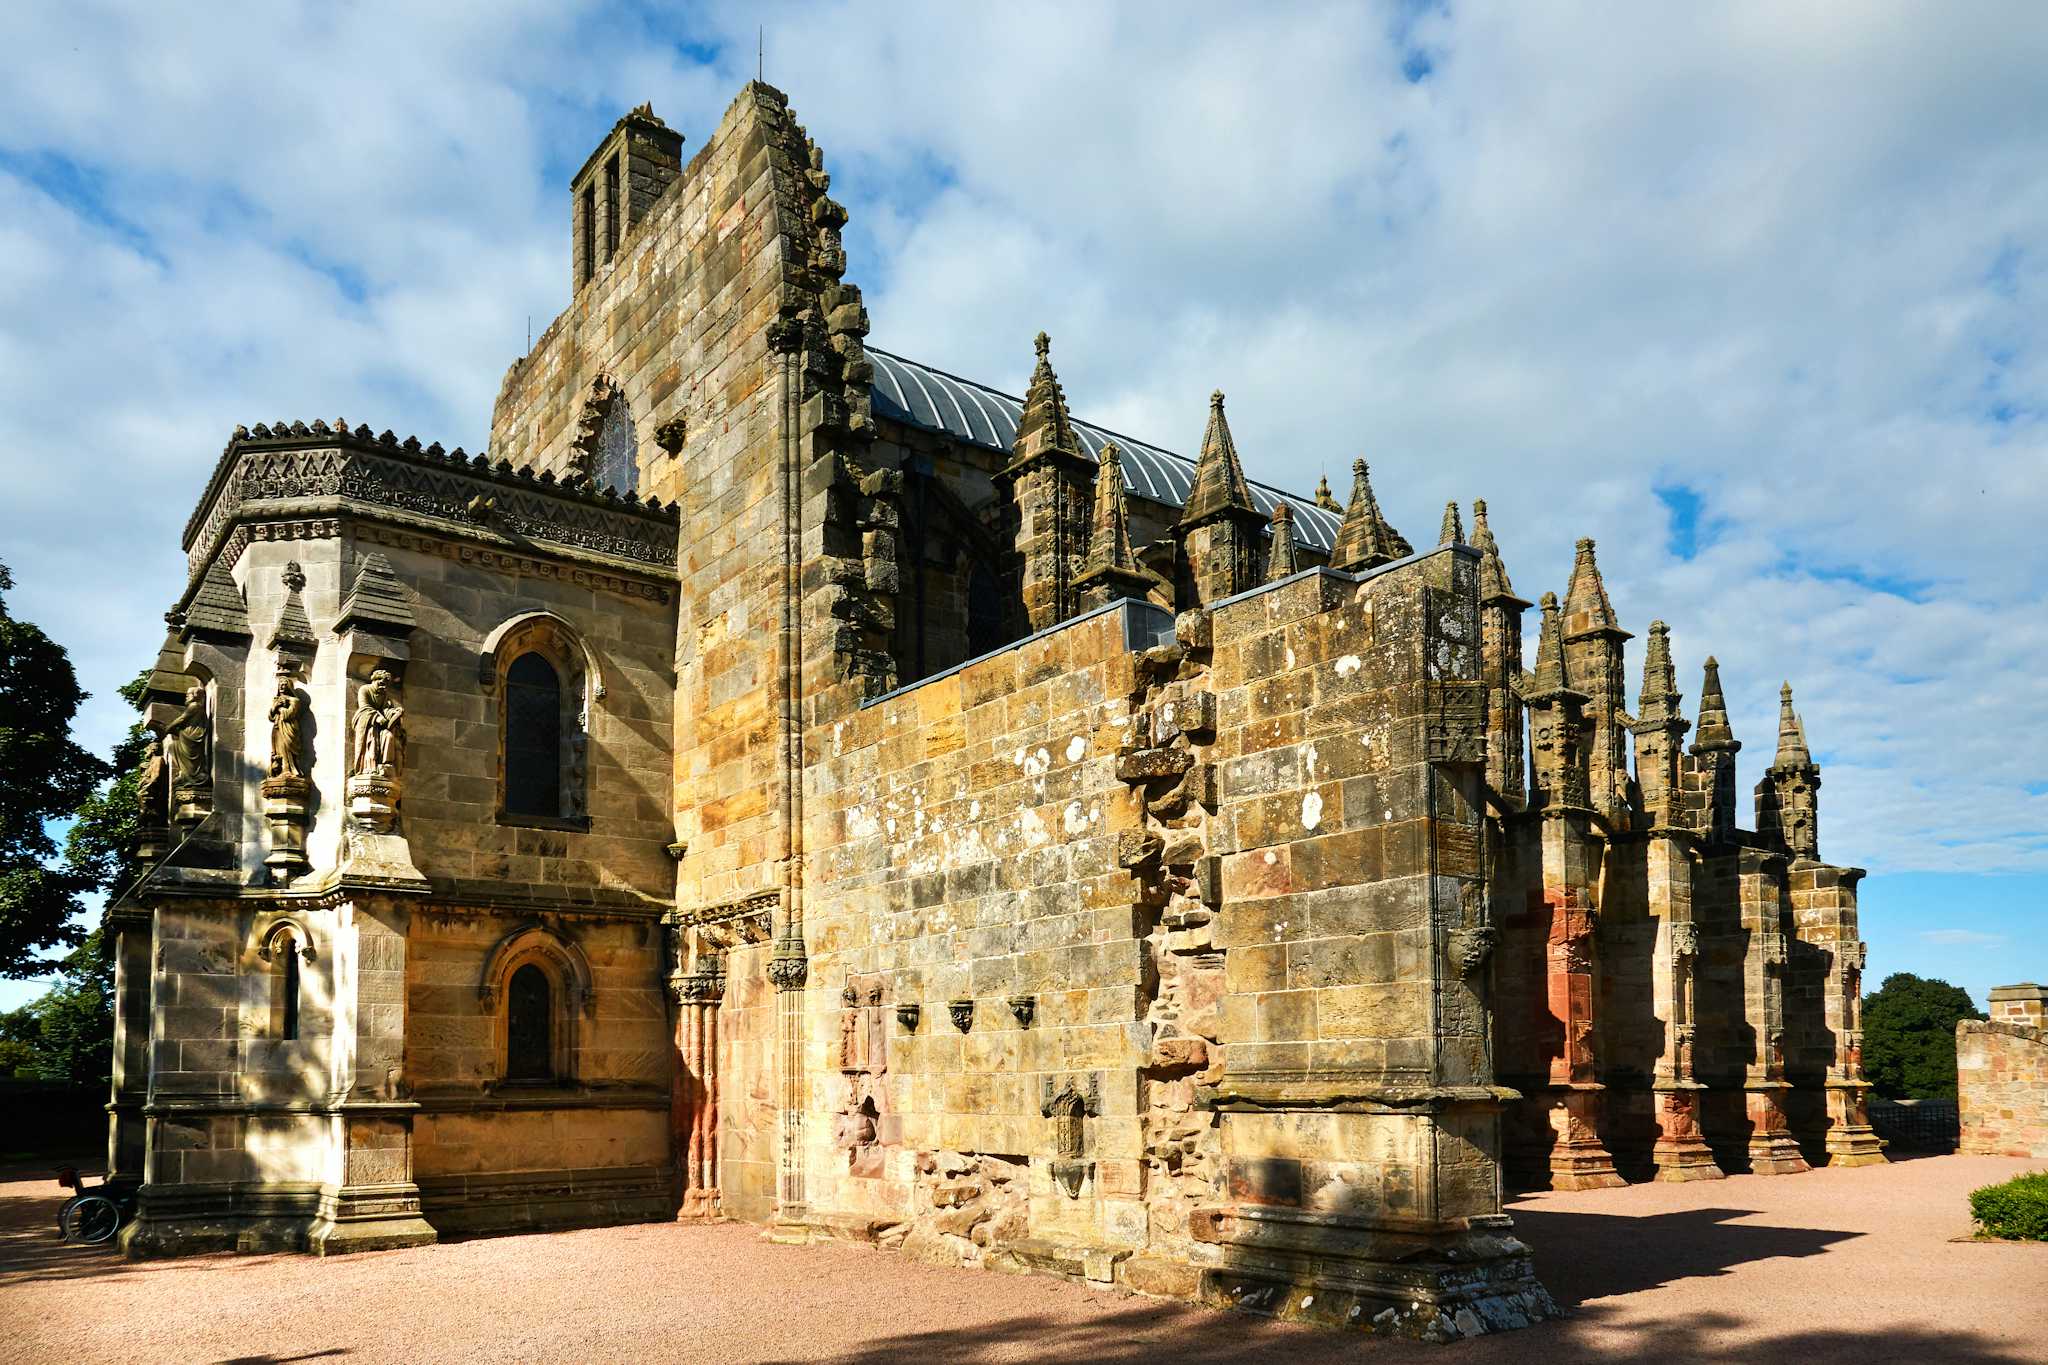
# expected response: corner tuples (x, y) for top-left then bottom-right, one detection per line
(1916, 929), (2010, 947)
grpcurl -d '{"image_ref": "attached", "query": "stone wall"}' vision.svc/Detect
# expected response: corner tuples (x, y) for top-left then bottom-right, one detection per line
(1958, 984), (2048, 1159)
(790, 547), (1552, 1336)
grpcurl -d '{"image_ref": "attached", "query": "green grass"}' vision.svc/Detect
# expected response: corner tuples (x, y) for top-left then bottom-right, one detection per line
(1968, 1171), (2048, 1242)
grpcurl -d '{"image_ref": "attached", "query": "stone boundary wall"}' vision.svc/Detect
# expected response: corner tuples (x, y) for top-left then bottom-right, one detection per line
(1958, 984), (2048, 1159)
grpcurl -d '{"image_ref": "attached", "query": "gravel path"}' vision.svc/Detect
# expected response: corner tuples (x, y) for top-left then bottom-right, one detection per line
(2, 1154), (2041, 1363)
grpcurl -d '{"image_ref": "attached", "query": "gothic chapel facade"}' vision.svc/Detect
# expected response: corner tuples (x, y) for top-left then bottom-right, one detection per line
(109, 85), (1879, 1340)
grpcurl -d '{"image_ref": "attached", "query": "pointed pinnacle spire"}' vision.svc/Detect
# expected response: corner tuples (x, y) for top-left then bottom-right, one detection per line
(1774, 681), (1813, 769)
(1526, 592), (1582, 701)
(1085, 441), (1137, 577)
(1693, 655), (1738, 751)
(1637, 620), (1681, 718)
(1009, 330), (1079, 466)
(1076, 442), (1155, 604)
(1330, 459), (1407, 570)
(1265, 501), (1300, 583)
(1469, 498), (1526, 606)
(1438, 500), (1463, 547)
(1180, 389), (1258, 527)
(1561, 536), (1626, 639)
(1314, 472), (1341, 512)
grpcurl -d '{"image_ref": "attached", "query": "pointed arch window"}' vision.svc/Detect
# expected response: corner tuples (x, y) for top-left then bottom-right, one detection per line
(595, 397), (639, 494)
(505, 652), (564, 818)
(486, 613), (600, 831)
(506, 964), (554, 1082)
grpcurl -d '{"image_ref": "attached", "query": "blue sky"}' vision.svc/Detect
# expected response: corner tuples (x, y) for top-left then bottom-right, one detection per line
(0, 2), (2044, 1009)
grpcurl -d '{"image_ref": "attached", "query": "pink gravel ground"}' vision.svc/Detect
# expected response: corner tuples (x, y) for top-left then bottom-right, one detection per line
(1, 1154), (2042, 1364)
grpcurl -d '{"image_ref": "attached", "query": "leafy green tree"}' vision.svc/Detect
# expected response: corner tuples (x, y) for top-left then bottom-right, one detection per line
(1863, 972), (1985, 1100)
(0, 561), (114, 977)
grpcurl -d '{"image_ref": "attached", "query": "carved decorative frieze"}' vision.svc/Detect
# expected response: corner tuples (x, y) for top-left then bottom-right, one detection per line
(182, 435), (681, 589)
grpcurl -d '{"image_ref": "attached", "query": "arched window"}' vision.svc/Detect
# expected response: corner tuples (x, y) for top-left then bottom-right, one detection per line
(595, 398), (638, 494)
(505, 652), (563, 818)
(282, 947), (301, 1041)
(485, 613), (600, 830)
(506, 964), (553, 1082)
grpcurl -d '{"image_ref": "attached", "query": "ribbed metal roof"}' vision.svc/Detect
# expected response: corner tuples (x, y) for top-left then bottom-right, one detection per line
(868, 347), (1341, 553)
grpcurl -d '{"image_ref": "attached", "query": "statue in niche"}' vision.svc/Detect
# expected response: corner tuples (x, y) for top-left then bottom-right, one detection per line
(135, 735), (168, 823)
(351, 669), (405, 775)
(268, 674), (309, 780)
(164, 685), (211, 794)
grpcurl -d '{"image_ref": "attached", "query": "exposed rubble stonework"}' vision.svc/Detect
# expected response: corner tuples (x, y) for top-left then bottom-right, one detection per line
(107, 83), (1879, 1338)
(1958, 985), (2048, 1159)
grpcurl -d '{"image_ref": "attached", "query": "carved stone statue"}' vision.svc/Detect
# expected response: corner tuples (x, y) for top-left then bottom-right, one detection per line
(268, 676), (308, 780)
(135, 735), (168, 823)
(164, 685), (211, 794)
(351, 669), (405, 775)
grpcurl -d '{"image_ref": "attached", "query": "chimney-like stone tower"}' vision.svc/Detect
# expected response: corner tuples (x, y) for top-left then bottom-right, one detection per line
(571, 104), (685, 294)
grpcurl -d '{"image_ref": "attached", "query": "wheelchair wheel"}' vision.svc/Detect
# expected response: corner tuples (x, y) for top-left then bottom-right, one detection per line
(57, 1193), (82, 1238)
(66, 1194), (121, 1245)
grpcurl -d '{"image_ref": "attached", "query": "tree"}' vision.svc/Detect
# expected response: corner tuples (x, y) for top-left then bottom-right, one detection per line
(1863, 972), (1985, 1100)
(0, 561), (114, 977)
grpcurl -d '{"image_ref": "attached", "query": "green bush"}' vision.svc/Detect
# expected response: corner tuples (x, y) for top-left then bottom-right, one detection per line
(1969, 1171), (2048, 1242)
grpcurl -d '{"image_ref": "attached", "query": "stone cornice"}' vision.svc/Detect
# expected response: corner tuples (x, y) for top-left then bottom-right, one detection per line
(180, 425), (681, 592)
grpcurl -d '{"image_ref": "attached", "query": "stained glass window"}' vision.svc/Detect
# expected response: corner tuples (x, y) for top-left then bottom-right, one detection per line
(595, 399), (638, 494)
(505, 652), (562, 817)
(507, 964), (552, 1081)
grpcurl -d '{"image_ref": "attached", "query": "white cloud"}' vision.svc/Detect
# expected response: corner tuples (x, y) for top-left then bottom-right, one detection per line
(1, 0), (2045, 884)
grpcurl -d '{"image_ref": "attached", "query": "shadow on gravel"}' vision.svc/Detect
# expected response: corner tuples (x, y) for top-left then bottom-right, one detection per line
(0, 1180), (124, 1288)
(793, 1305), (2034, 1365)
(1509, 1205), (1858, 1306)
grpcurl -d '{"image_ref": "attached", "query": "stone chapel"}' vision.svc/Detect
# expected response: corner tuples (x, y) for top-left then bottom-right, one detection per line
(105, 83), (1881, 1340)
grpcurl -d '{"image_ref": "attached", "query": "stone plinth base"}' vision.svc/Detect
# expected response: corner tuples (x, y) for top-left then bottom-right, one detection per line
(416, 1164), (672, 1239)
(1746, 1085), (1810, 1176)
(120, 1180), (323, 1259)
(309, 1182), (438, 1256)
(1547, 1086), (1625, 1190)
(1823, 1082), (1888, 1166)
(1191, 1205), (1559, 1341)
(1652, 1084), (1724, 1182)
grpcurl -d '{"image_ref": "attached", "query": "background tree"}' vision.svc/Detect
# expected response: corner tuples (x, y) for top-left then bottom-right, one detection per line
(1863, 972), (1985, 1100)
(0, 561), (114, 977)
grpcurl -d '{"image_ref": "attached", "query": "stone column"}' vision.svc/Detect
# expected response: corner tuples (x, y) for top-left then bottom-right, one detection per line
(1538, 812), (1623, 1189)
(308, 897), (436, 1254)
(767, 924), (809, 1237)
(1647, 832), (1720, 1180)
(1738, 851), (1808, 1175)
(104, 903), (154, 1195)
(673, 958), (726, 1219)
(1806, 865), (1883, 1166)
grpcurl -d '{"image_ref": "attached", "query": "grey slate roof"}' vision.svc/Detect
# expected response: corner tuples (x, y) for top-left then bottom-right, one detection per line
(868, 347), (1341, 553)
